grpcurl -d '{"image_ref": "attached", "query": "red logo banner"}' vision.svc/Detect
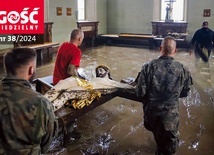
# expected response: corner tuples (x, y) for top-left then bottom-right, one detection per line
(0, 0), (44, 34)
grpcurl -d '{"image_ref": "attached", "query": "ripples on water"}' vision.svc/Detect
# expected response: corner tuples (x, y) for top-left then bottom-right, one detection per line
(46, 51), (214, 154)
(48, 133), (67, 155)
(48, 85), (212, 154)
(182, 87), (202, 108)
(186, 124), (206, 151)
(181, 87), (201, 120)
(188, 141), (199, 150)
(80, 133), (115, 155)
(179, 85), (213, 152)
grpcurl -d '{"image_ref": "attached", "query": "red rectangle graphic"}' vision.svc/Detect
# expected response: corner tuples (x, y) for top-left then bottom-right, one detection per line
(0, 0), (44, 34)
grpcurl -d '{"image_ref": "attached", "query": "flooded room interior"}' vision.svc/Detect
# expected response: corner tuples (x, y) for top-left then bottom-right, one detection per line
(0, 0), (214, 155)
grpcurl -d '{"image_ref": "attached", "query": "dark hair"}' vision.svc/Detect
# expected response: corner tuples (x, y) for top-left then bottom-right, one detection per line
(202, 21), (208, 27)
(4, 47), (37, 76)
(70, 28), (82, 40)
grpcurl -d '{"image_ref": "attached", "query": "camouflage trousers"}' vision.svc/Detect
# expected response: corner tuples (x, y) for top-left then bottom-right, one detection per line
(144, 114), (179, 155)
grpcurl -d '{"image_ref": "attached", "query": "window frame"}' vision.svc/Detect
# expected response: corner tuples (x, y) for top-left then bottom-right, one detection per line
(77, 0), (85, 20)
(160, 0), (186, 21)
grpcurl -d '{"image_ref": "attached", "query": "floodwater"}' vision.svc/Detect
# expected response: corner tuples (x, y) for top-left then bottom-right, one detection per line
(1, 45), (214, 155)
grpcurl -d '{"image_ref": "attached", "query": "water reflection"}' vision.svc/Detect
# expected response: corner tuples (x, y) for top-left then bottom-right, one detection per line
(182, 87), (202, 108)
(81, 133), (115, 155)
(197, 124), (205, 137)
(188, 141), (199, 150)
(48, 133), (67, 155)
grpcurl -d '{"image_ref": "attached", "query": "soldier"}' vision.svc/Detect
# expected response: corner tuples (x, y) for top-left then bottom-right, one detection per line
(136, 36), (193, 155)
(0, 47), (58, 154)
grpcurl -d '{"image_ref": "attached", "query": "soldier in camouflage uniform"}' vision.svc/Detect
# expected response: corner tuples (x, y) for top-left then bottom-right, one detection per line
(136, 36), (193, 155)
(0, 48), (58, 154)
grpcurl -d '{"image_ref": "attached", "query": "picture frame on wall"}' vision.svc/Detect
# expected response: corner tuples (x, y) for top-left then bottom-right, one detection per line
(203, 9), (211, 17)
(67, 8), (72, 16)
(56, 7), (62, 16)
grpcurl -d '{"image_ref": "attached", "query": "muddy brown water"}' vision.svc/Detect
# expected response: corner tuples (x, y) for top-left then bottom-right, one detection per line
(1, 46), (214, 155)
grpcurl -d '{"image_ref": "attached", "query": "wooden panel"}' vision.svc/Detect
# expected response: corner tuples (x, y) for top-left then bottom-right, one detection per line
(77, 21), (99, 38)
(44, 22), (53, 42)
(77, 21), (99, 47)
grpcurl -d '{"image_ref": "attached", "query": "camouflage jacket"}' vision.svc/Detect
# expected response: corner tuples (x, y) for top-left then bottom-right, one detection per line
(136, 56), (193, 118)
(0, 76), (57, 155)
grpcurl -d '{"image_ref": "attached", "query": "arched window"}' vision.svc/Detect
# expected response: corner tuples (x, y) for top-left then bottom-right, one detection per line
(160, 0), (185, 21)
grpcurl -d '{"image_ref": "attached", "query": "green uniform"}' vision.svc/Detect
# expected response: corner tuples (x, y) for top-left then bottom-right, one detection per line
(136, 56), (193, 155)
(0, 76), (57, 155)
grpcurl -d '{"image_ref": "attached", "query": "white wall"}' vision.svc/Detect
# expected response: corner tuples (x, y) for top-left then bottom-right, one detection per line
(96, 0), (107, 34)
(153, 0), (160, 21)
(85, 0), (96, 21)
(48, 0), (107, 42)
(187, 0), (214, 38)
(107, 0), (153, 34)
(47, 0), (78, 43)
(106, 0), (214, 38)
